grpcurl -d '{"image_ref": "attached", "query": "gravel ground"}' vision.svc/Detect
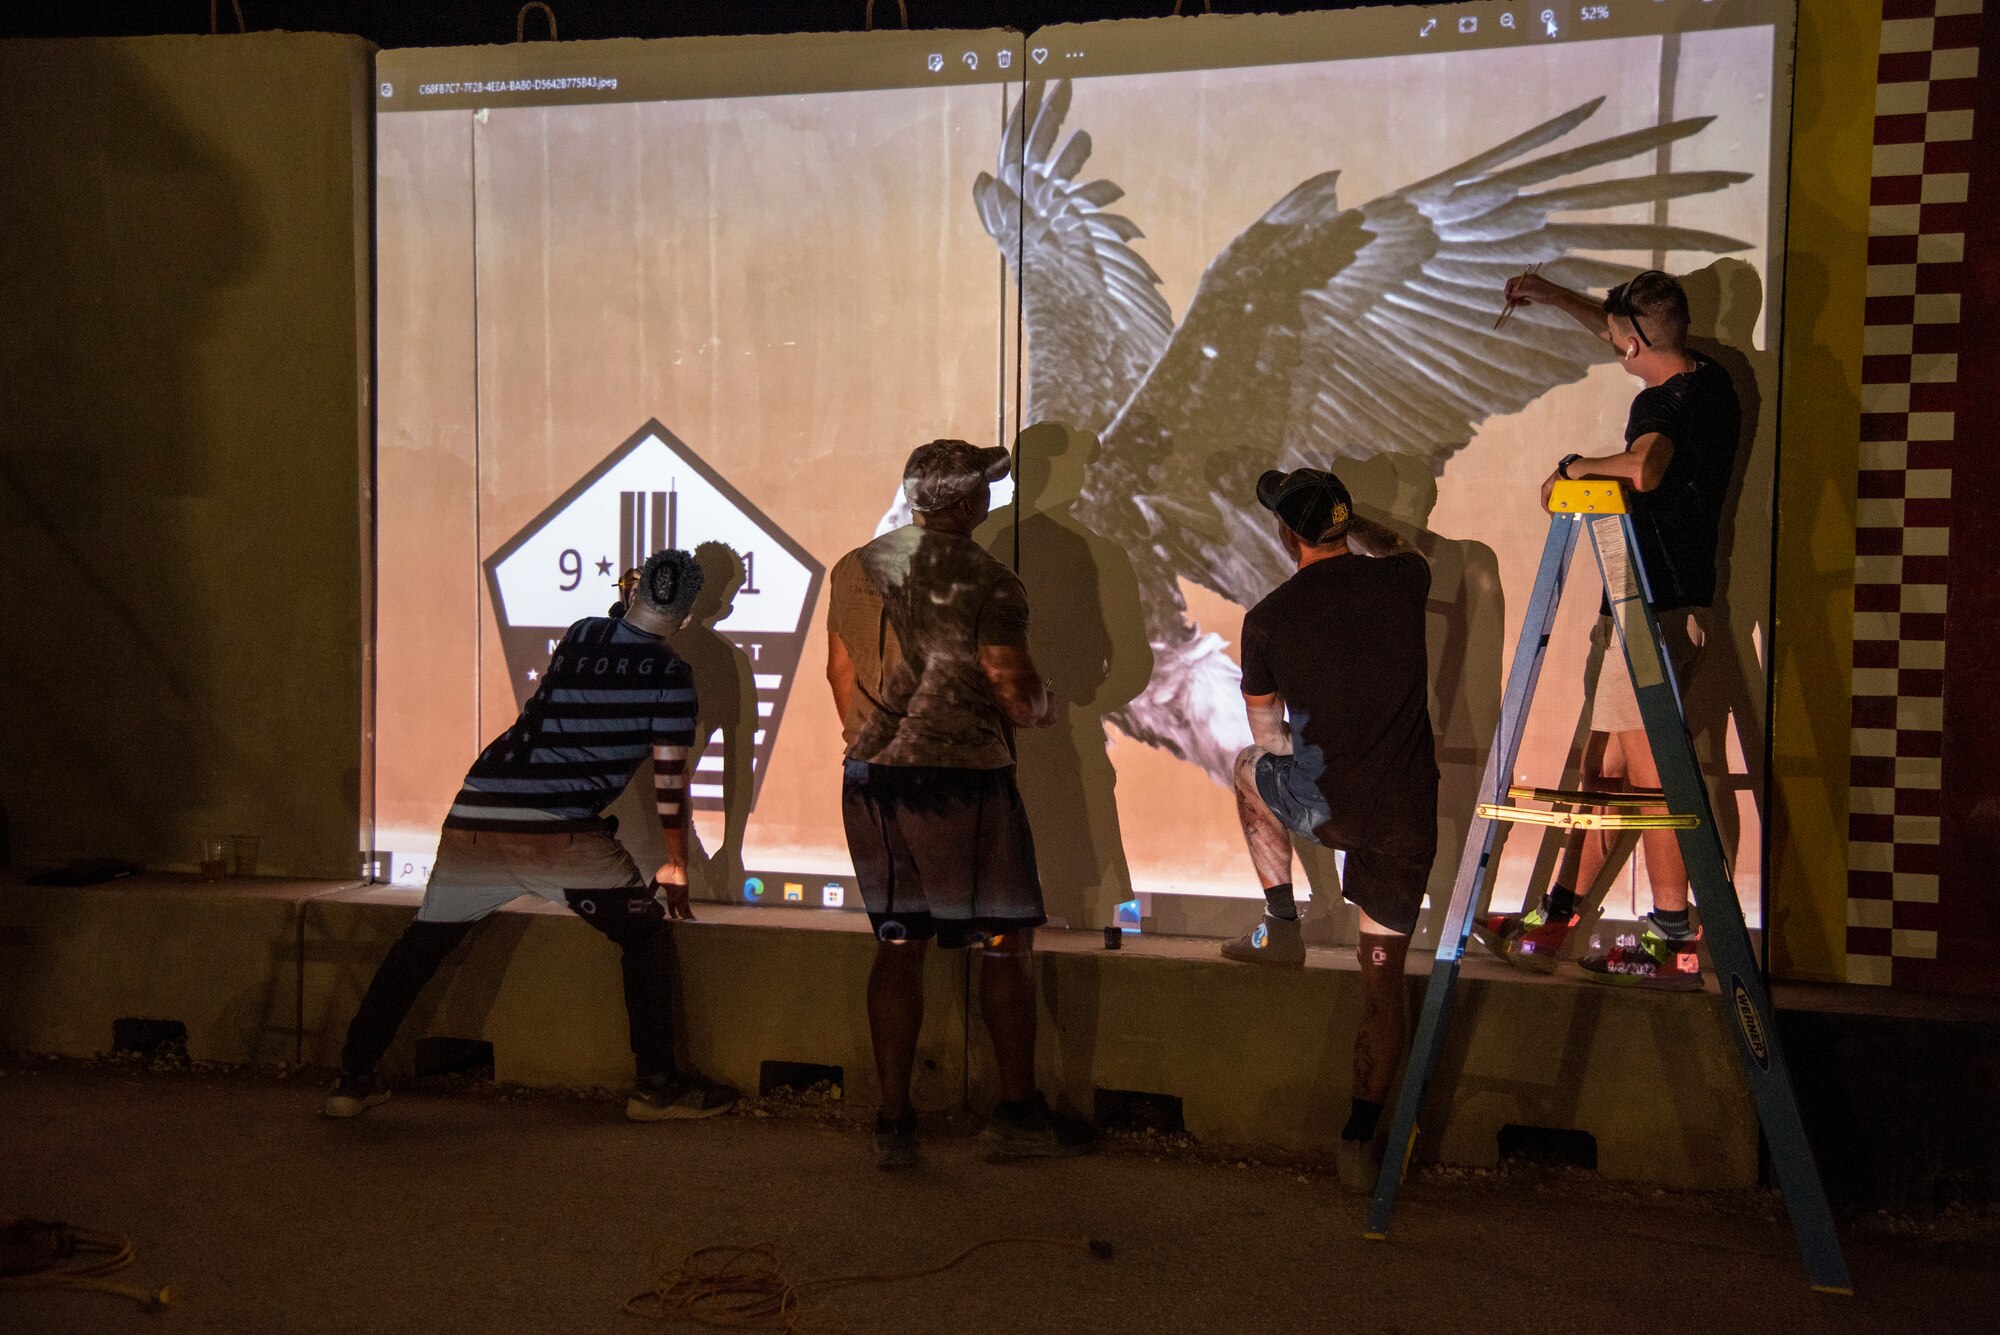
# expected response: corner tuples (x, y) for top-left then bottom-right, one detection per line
(2, 1056), (1995, 1334)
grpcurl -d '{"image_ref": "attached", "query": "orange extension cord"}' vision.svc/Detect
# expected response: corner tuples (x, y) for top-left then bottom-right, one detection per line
(0, 1217), (174, 1311)
(626, 1235), (1115, 1332)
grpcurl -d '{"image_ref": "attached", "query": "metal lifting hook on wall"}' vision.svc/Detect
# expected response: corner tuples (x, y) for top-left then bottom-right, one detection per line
(864, 1), (911, 31)
(517, 2), (557, 43)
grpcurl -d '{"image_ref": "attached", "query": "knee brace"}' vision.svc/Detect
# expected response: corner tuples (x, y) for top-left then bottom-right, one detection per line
(567, 889), (666, 946)
(978, 930), (1032, 959)
(1355, 931), (1410, 974)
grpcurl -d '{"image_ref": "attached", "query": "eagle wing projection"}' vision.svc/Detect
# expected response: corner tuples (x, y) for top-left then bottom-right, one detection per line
(977, 82), (1753, 783)
(974, 80), (1176, 436)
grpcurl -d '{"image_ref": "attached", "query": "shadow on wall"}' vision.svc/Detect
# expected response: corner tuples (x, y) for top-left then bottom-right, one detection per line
(0, 42), (262, 871)
(1314, 451), (1504, 946)
(981, 422), (1152, 931)
(1684, 255), (1769, 896)
(610, 542), (757, 901)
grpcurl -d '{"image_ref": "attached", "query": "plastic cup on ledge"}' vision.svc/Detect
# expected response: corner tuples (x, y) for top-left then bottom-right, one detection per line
(199, 837), (229, 882)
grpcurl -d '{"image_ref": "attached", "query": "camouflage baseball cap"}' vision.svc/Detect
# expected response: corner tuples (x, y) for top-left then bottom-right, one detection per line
(902, 439), (1012, 514)
(1256, 467), (1353, 544)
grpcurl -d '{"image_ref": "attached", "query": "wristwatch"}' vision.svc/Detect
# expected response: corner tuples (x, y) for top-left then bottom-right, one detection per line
(1556, 453), (1582, 480)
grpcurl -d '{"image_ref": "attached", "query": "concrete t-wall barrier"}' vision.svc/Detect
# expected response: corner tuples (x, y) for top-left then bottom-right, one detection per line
(0, 33), (373, 879)
(967, 938), (1757, 1189)
(298, 890), (970, 1107)
(0, 877), (337, 1066)
(0, 877), (1754, 1188)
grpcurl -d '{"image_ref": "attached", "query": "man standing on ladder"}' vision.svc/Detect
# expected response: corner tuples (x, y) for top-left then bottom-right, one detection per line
(1476, 269), (1742, 989)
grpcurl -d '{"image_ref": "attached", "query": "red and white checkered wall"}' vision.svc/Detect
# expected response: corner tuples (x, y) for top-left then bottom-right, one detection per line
(1845, 0), (1984, 986)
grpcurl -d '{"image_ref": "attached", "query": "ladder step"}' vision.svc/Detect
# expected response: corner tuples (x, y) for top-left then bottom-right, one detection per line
(1476, 802), (1700, 831)
(1506, 784), (1670, 809)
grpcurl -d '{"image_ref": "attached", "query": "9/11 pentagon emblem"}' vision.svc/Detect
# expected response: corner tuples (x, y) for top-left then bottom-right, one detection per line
(483, 420), (823, 812)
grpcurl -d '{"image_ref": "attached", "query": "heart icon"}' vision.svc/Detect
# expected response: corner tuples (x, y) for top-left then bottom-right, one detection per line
(1030, 48), (1048, 64)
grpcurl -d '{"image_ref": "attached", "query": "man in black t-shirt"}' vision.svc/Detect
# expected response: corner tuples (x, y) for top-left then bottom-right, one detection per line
(1477, 269), (1743, 990)
(1218, 467), (1438, 1192)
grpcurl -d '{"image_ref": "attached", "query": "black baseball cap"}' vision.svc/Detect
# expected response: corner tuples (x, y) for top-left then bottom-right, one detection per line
(1256, 467), (1353, 544)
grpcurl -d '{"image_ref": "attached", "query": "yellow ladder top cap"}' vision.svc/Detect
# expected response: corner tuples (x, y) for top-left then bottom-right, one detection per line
(1547, 479), (1628, 514)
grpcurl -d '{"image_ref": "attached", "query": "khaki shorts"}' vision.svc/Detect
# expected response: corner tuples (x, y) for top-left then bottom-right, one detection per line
(418, 825), (648, 924)
(1589, 608), (1707, 735)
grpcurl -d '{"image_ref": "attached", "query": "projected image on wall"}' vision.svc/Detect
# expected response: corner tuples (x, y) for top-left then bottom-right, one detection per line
(371, 2), (1790, 939)
(992, 3), (1789, 934)
(372, 31), (1025, 893)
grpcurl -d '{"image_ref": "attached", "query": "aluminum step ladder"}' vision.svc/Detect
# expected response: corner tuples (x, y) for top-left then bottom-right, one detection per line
(1364, 480), (1850, 1294)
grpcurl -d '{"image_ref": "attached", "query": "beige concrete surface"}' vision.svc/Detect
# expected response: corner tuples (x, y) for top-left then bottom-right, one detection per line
(8, 878), (1753, 1185)
(0, 34), (373, 879)
(2, 1062), (1994, 1335)
(0, 875), (357, 1065)
(300, 890), (969, 1106)
(972, 933), (1757, 1188)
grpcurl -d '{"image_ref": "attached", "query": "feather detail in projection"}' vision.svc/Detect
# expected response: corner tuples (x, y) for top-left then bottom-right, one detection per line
(951, 81), (1751, 784)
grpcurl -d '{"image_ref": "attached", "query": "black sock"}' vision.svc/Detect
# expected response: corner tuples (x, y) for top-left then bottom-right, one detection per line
(1263, 882), (1298, 920)
(1545, 884), (1577, 920)
(1650, 907), (1694, 939)
(1342, 1097), (1383, 1143)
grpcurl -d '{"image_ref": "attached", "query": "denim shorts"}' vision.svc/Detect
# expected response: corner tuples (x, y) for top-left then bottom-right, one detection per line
(1252, 751), (1433, 936)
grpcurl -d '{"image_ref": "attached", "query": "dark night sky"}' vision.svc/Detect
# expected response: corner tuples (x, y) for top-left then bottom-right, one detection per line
(0, 1), (1413, 47)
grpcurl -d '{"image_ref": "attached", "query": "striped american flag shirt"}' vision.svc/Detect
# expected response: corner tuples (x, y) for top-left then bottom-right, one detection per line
(444, 617), (696, 833)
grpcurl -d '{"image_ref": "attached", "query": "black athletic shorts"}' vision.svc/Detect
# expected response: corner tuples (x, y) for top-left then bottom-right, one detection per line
(840, 759), (1046, 948)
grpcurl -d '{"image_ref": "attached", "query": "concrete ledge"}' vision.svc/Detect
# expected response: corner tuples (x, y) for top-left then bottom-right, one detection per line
(4, 876), (1754, 1187)
(0, 874), (357, 1064)
(1430, 962), (1757, 1187)
(301, 889), (968, 1108)
(969, 933), (1757, 1189)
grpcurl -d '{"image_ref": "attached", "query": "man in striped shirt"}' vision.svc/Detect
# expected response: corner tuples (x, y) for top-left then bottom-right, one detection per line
(325, 549), (734, 1122)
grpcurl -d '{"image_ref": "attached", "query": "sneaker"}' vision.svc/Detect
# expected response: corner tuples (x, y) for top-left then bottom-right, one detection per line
(322, 1072), (389, 1118)
(1472, 901), (1578, 974)
(627, 1074), (736, 1122)
(872, 1111), (919, 1169)
(1219, 912), (1305, 969)
(1334, 1136), (1379, 1196)
(978, 1093), (1096, 1160)
(1577, 916), (1704, 991)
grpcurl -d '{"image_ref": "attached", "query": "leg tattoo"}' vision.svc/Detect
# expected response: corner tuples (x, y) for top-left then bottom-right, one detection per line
(1233, 748), (1294, 890)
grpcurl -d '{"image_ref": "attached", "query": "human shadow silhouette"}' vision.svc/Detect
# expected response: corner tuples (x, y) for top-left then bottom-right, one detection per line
(609, 542), (756, 904)
(980, 422), (1153, 931)
(1279, 451), (1505, 950)
(0, 45), (263, 869)
(1683, 256), (1769, 892)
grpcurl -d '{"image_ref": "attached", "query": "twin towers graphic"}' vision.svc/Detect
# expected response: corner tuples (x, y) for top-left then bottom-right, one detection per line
(615, 487), (762, 597)
(486, 421), (822, 814)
